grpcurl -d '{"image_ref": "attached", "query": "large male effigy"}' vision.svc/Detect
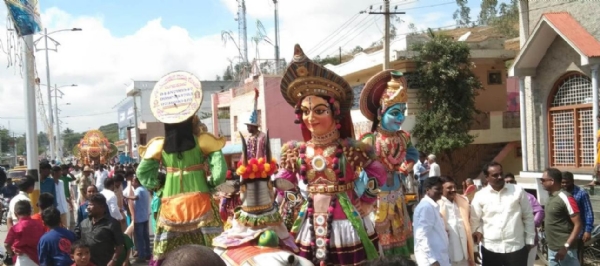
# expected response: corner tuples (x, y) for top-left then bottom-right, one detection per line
(359, 70), (418, 257)
(277, 44), (387, 266)
(136, 71), (227, 265)
(212, 132), (312, 266)
(73, 130), (117, 166)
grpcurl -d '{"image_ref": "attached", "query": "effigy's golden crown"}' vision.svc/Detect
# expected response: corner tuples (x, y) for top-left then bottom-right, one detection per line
(380, 71), (407, 110)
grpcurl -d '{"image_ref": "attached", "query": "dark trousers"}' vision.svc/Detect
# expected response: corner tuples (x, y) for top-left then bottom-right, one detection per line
(481, 246), (529, 266)
(134, 221), (151, 259)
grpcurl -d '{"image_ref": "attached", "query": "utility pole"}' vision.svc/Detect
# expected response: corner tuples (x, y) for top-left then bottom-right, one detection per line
(273, 0), (280, 73)
(54, 85), (62, 161)
(237, 0), (248, 63)
(23, 35), (39, 180)
(368, 1), (405, 70)
(43, 28), (54, 160)
(132, 95), (140, 162)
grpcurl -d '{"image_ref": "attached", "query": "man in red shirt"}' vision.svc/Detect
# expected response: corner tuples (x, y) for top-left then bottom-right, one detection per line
(4, 200), (46, 265)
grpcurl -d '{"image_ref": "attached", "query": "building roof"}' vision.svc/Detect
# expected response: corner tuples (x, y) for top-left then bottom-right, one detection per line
(544, 12), (600, 57)
(510, 12), (600, 77)
(435, 25), (507, 42)
(504, 37), (520, 52)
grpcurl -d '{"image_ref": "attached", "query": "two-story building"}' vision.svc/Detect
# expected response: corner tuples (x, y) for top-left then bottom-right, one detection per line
(210, 59), (299, 168)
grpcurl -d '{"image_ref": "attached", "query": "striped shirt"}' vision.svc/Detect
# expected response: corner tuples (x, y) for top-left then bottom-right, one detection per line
(545, 190), (580, 251)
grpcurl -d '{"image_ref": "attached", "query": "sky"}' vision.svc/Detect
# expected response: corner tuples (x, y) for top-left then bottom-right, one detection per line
(0, 0), (493, 137)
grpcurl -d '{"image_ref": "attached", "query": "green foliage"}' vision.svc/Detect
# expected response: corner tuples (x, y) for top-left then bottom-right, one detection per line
(98, 123), (119, 143)
(199, 111), (212, 120)
(478, 0), (498, 25)
(410, 32), (483, 176)
(490, 0), (519, 38)
(313, 55), (340, 66)
(453, 0), (472, 27)
(223, 66), (234, 81)
(61, 127), (84, 156)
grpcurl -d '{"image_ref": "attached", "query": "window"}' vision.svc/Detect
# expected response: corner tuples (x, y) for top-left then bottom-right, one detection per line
(548, 72), (594, 169)
(488, 71), (502, 85)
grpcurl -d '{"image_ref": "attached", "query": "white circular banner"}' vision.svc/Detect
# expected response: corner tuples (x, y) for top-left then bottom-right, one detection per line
(150, 71), (203, 124)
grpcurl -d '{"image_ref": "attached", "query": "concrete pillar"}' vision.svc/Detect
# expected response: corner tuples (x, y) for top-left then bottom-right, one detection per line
(518, 0), (530, 47)
(519, 77), (528, 171)
(592, 64), (599, 163)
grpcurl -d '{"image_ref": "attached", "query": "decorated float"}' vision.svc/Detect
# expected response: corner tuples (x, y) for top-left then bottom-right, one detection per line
(73, 130), (117, 166)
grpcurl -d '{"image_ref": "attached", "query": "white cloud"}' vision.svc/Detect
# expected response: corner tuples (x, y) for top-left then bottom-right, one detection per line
(0, 0), (454, 138)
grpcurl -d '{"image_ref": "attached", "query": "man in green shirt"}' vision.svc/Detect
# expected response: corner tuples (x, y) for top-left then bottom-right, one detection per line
(541, 167), (582, 266)
(60, 164), (76, 228)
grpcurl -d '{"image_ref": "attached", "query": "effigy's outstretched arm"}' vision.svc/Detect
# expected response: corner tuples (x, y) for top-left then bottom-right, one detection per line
(206, 151), (227, 189)
(136, 137), (164, 190)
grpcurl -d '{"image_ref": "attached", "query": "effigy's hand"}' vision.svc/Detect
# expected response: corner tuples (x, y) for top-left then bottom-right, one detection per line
(354, 201), (374, 217)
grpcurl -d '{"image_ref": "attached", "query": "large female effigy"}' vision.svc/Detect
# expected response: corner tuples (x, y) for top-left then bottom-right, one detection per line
(276, 44), (387, 266)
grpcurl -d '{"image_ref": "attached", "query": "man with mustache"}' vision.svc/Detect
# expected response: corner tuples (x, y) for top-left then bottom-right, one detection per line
(438, 176), (475, 266)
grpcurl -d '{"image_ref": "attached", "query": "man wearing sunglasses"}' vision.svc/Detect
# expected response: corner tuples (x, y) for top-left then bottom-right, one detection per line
(470, 161), (535, 266)
(542, 168), (582, 266)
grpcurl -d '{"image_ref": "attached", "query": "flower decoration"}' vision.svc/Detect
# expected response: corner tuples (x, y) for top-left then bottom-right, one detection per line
(236, 157), (278, 180)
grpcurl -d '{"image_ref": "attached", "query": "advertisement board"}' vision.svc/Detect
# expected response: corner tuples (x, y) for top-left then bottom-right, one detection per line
(117, 100), (135, 128)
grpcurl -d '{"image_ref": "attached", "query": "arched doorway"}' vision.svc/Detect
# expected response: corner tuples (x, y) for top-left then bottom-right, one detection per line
(548, 72), (594, 169)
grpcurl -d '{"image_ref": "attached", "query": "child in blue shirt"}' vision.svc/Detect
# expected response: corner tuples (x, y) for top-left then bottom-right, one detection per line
(38, 207), (76, 266)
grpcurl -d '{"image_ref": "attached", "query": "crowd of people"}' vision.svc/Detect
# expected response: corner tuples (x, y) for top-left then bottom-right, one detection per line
(0, 162), (155, 266)
(414, 162), (595, 266)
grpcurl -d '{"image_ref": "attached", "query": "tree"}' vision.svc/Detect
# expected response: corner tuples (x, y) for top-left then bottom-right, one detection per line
(453, 0), (472, 27)
(478, 0), (498, 25)
(223, 66), (234, 81)
(351, 46), (364, 54)
(490, 0), (519, 38)
(313, 55), (340, 66)
(216, 75), (221, 81)
(411, 31), (483, 177)
(199, 111), (212, 120)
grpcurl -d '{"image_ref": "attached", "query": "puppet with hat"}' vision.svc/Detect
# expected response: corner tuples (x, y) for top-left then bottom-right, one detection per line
(358, 70), (419, 257)
(244, 88), (267, 159)
(277, 44), (387, 266)
(136, 71), (228, 265)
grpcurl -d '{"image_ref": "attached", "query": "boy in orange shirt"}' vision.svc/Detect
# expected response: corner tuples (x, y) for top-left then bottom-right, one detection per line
(32, 192), (56, 231)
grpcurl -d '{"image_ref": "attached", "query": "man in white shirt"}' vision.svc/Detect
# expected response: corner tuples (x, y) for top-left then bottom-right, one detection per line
(51, 166), (71, 227)
(100, 177), (124, 221)
(7, 176), (35, 230)
(95, 164), (109, 192)
(470, 161), (534, 266)
(438, 176), (475, 266)
(428, 154), (440, 177)
(414, 176), (450, 266)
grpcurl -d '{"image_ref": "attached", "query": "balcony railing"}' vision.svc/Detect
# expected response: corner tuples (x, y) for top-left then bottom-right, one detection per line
(470, 111), (520, 130)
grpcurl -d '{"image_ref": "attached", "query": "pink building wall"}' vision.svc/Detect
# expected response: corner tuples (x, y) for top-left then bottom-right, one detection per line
(262, 76), (303, 144)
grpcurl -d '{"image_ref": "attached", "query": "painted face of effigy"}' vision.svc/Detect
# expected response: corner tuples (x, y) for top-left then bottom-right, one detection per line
(301, 96), (335, 136)
(381, 103), (406, 132)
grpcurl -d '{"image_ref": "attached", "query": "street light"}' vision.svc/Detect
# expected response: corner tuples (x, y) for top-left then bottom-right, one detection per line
(33, 28), (82, 160)
(53, 84), (77, 161)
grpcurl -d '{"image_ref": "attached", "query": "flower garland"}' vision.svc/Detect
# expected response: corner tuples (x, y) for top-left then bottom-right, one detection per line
(236, 157), (277, 180)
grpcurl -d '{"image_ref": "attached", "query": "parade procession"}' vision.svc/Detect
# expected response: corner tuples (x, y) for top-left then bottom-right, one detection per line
(2, 0), (600, 266)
